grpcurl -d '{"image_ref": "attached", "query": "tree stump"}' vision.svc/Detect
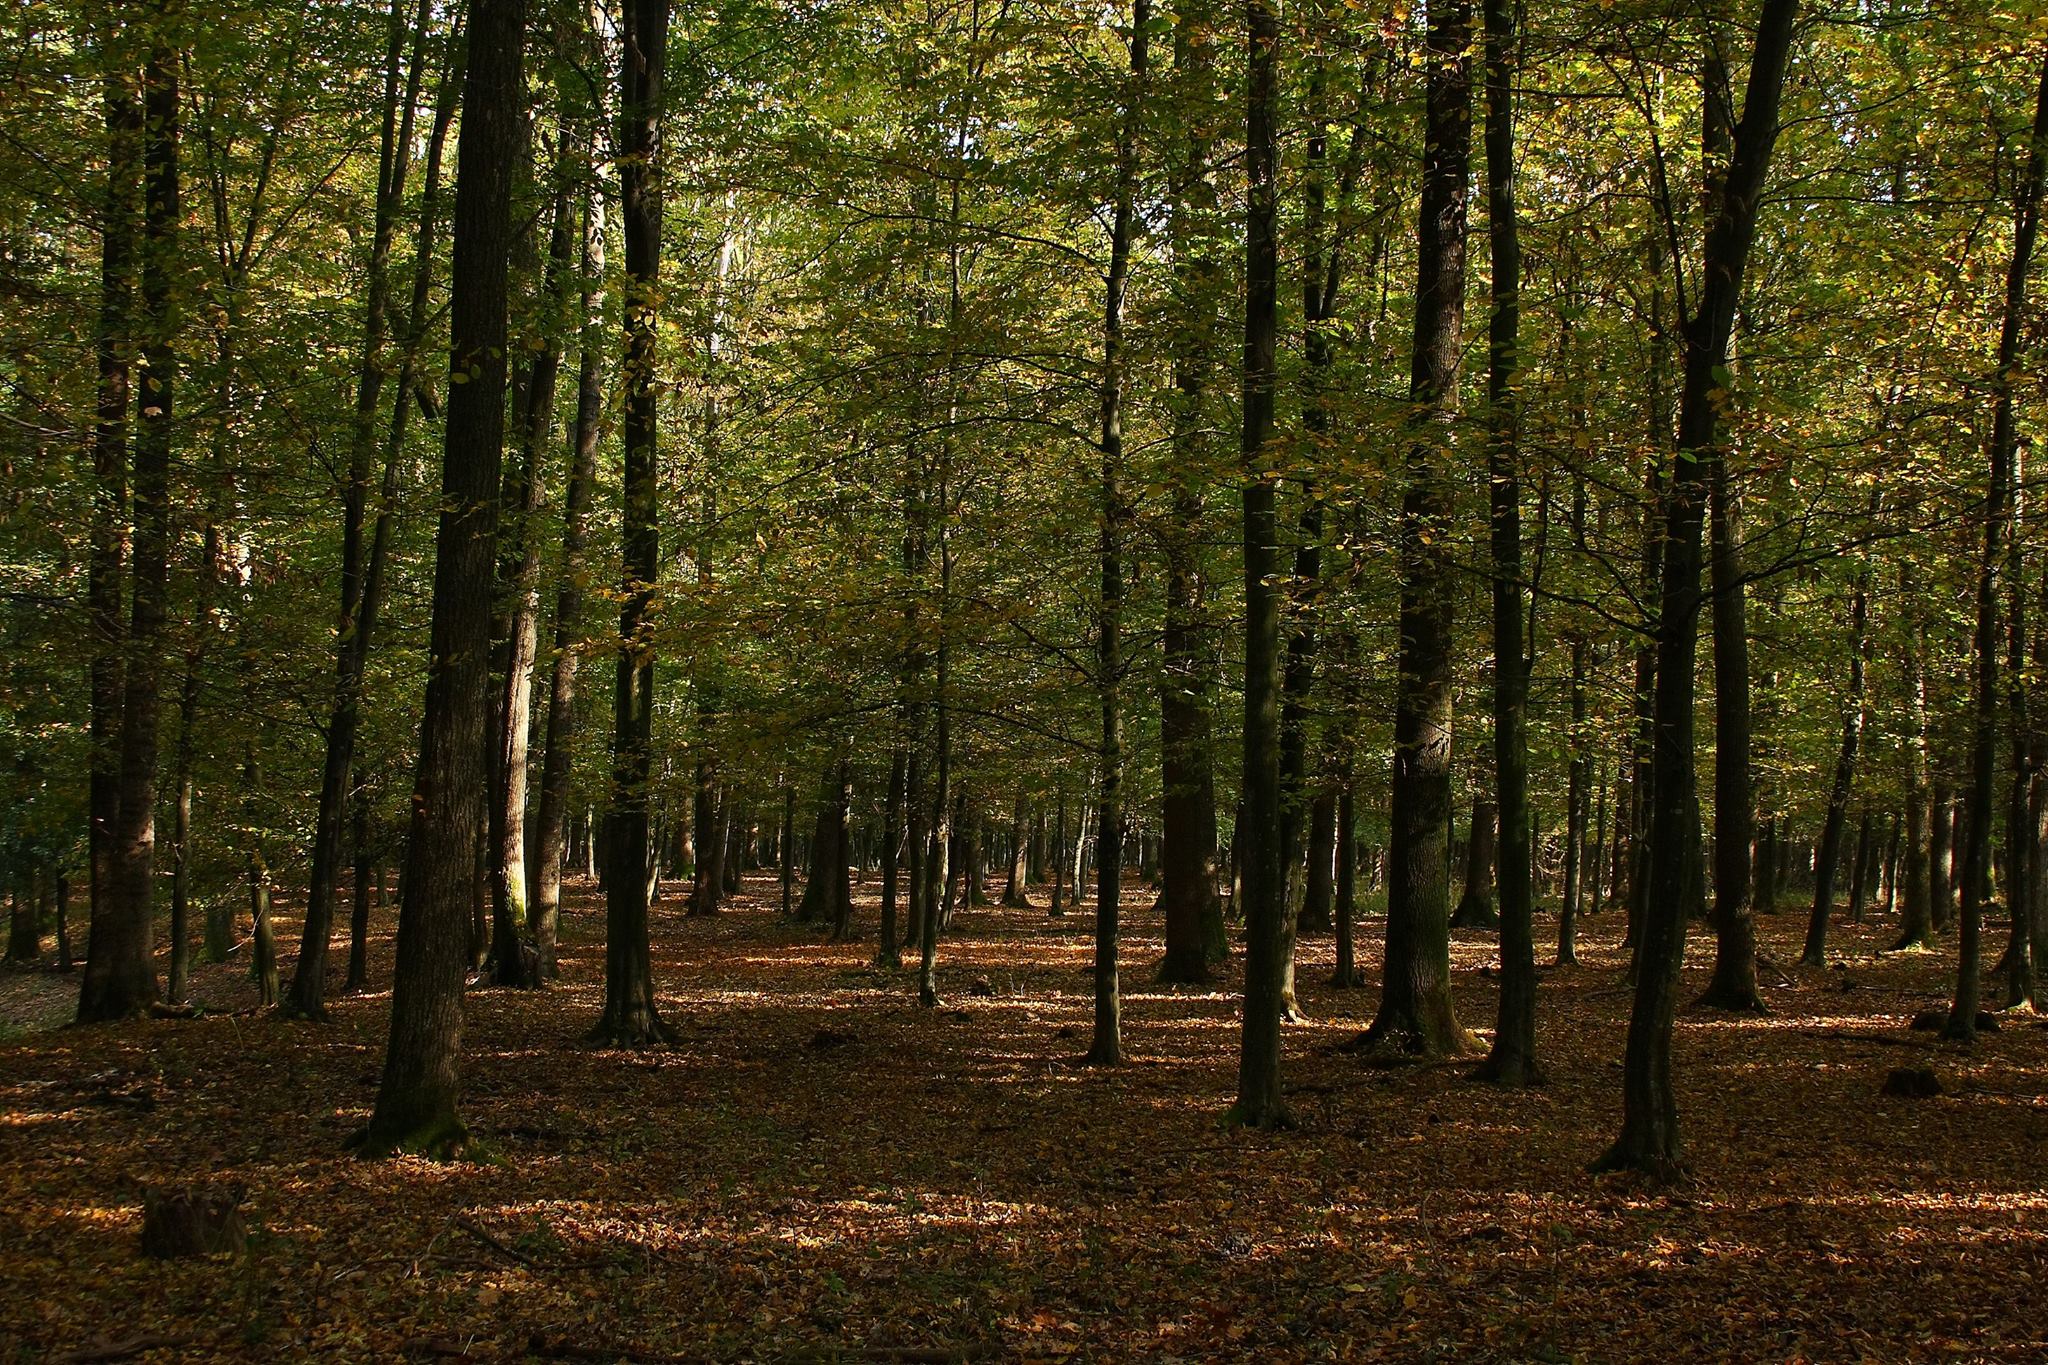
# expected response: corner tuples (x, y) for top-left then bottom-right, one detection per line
(140, 1186), (245, 1258)
(1880, 1067), (1943, 1099)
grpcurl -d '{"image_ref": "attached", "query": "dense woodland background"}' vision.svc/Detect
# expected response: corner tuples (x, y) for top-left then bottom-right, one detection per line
(4, 0), (2048, 1357)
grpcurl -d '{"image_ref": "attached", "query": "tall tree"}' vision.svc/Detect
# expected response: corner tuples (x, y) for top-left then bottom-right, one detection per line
(1087, 0), (1149, 1068)
(1364, 0), (1476, 1059)
(1946, 51), (2048, 1043)
(1231, 0), (1289, 1129)
(1155, 0), (1224, 985)
(83, 26), (140, 1017)
(1596, 0), (1800, 1179)
(81, 12), (178, 1025)
(357, 0), (527, 1156)
(289, 0), (433, 1018)
(592, 0), (675, 1045)
(1477, 0), (1537, 1085)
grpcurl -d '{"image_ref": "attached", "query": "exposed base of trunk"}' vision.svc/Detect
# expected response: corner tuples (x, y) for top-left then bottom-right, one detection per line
(1223, 1098), (1297, 1131)
(1356, 1009), (1479, 1060)
(1328, 965), (1364, 989)
(1000, 890), (1032, 909)
(484, 945), (540, 989)
(586, 1006), (676, 1047)
(1473, 1045), (1543, 1087)
(1450, 893), (1499, 931)
(1588, 1127), (1688, 1184)
(277, 995), (331, 1023)
(349, 1112), (474, 1162)
(1154, 945), (1213, 985)
(1084, 1038), (1122, 1066)
(1693, 970), (1768, 1014)
(1687, 982), (1769, 1015)
(1296, 906), (1332, 934)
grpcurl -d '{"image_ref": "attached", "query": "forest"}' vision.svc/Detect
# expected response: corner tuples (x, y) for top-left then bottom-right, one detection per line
(3, 0), (2048, 1358)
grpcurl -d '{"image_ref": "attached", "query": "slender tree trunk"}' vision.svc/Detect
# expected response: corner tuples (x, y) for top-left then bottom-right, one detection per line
(82, 25), (178, 1025)
(489, 157), (574, 989)
(359, 0), (526, 1157)
(591, 0), (674, 1045)
(1367, 0), (1476, 1059)
(1452, 796), (1498, 930)
(1475, 0), (1537, 1082)
(1332, 779), (1361, 987)
(296, 0), (432, 1016)
(1298, 788), (1336, 933)
(1597, 0), (1799, 1179)
(878, 750), (905, 962)
(1929, 782), (1954, 933)
(86, 31), (139, 1015)
(1086, 0), (1146, 1066)
(165, 665), (197, 1004)
(1001, 789), (1031, 907)
(347, 780), (373, 990)
(1231, 0), (1290, 1128)
(531, 146), (605, 977)
(1803, 572), (1870, 966)
(1949, 53), (2048, 1041)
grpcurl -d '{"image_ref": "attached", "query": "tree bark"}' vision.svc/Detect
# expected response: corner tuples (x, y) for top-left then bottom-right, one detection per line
(359, 0), (526, 1157)
(1231, 0), (1290, 1128)
(1948, 53), (2048, 1042)
(82, 23), (178, 1025)
(1596, 0), (1799, 1180)
(1803, 572), (1870, 967)
(294, 0), (433, 1018)
(591, 0), (674, 1046)
(1367, 0), (1476, 1059)
(85, 28), (139, 1015)
(531, 135), (606, 977)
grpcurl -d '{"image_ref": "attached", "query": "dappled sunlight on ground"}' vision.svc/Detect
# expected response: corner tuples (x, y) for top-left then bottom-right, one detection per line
(3, 876), (2047, 1360)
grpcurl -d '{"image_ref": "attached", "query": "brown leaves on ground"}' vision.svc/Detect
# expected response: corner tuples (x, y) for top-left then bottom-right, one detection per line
(3, 882), (2046, 1362)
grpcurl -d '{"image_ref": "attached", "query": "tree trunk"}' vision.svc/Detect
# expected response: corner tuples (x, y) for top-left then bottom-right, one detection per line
(1451, 797), (1498, 930)
(1949, 54), (2048, 1042)
(82, 25), (178, 1026)
(1473, 0), (1538, 1083)
(1001, 789), (1031, 908)
(877, 751), (904, 963)
(359, 0), (526, 1157)
(1231, 0), (1290, 1129)
(1332, 780), (1361, 987)
(1803, 572), (1870, 967)
(829, 761), (855, 941)
(347, 781), (373, 991)
(531, 140), (605, 978)
(1367, 0), (1476, 1059)
(1698, 102), (1762, 1009)
(590, 0), (674, 1046)
(292, 0), (436, 1017)
(1298, 788), (1336, 934)
(1596, 0), (1798, 1180)
(86, 27), (139, 1019)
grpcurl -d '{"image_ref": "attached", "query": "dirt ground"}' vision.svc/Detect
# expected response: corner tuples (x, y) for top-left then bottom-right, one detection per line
(2, 876), (2044, 1363)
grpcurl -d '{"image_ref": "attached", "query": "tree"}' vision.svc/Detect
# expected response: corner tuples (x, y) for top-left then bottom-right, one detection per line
(591, 0), (676, 1046)
(1231, 0), (1289, 1130)
(80, 9), (177, 1025)
(1364, 0), (1477, 1059)
(1946, 51), (2048, 1043)
(1597, 0), (1801, 1181)
(357, 0), (527, 1157)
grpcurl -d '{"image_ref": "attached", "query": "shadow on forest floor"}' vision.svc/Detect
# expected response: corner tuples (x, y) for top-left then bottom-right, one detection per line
(2, 875), (2044, 1362)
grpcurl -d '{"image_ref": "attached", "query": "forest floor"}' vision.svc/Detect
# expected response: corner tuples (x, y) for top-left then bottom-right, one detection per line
(2, 877), (2045, 1364)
